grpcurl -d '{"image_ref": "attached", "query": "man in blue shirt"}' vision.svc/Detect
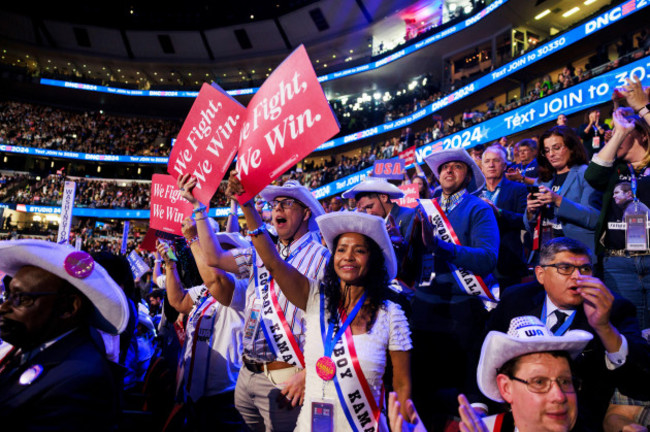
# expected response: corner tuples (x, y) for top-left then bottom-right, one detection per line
(410, 148), (499, 430)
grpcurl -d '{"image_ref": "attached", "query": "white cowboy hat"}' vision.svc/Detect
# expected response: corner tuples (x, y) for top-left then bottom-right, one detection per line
(216, 232), (250, 250)
(424, 148), (485, 193)
(137, 308), (157, 335)
(0, 239), (129, 335)
(206, 216), (249, 249)
(341, 177), (404, 200)
(259, 180), (325, 232)
(477, 315), (593, 402)
(316, 212), (397, 280)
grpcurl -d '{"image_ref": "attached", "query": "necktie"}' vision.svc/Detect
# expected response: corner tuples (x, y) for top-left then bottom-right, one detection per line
(550, 310), (568, 334)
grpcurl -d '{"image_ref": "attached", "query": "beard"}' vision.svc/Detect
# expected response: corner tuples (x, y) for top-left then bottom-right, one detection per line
(0, 317), (28, 347)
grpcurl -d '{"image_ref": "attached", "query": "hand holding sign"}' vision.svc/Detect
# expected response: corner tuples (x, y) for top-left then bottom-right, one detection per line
(177, 173), (200, 206)
(226, 170), (250, 204)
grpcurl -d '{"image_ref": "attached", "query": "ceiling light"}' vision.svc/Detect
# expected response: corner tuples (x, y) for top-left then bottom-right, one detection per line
(584, 0), (597, 4)
(535, 9), (551, 19)
(562, 7), (580, 17)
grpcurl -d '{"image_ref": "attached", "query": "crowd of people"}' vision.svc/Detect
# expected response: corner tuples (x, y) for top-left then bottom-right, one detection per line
(2, 74), (650, 432)
(1, 28), (647, 166)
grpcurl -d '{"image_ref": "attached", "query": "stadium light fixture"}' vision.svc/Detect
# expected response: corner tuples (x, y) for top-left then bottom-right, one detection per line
(562, 7), (580, 17)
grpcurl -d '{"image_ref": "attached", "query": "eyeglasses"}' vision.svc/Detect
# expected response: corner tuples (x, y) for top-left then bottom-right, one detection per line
(541, 145), (566, 156)
(510, 375), (581, 394)
(269, 199), (304, 210)
(0, 290), (59, 308)
(540, 263), (593, 275)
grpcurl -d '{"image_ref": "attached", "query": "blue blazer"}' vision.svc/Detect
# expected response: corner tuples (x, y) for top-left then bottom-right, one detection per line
(524, 164), (602, 256)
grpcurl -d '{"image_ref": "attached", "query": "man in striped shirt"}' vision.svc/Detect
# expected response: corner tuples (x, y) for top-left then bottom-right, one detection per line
(177, 174), (330, 432)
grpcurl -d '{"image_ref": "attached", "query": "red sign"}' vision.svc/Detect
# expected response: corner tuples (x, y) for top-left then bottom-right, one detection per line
(139, 228), (182, 252)
(395, 184), (419, 208)
(399, 146), (416, 166)
(234, 45), (340, 203)
(373, 158), (405, 179)
(149, 174), (195, 236)
(168, 83), (245, 205)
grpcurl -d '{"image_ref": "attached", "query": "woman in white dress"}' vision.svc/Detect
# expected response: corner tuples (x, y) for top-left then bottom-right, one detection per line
(228, 174), (412, 432)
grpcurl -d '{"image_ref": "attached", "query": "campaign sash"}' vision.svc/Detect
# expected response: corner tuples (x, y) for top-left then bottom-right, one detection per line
(330, 320), (382, 432)
(420, 198), (497, 302)
(252, 249), (305, 368)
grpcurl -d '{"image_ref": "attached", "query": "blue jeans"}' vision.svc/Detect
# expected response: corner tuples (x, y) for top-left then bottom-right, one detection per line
(603, 255), (650, 329)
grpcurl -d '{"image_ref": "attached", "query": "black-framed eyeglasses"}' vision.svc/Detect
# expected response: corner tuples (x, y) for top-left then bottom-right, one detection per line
(0, 291), (59, 308)
(540, 263), (593, 275)
(509, 375), (581, 394)
(269, 199), (304, 210)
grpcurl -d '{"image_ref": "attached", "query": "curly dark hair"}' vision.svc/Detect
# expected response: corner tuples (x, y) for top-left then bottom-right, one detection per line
(537, 126), (588, 182)
(321, 234), (390, 332)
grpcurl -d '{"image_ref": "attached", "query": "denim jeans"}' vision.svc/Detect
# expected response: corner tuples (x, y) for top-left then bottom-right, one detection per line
(603, 255), (650, 329)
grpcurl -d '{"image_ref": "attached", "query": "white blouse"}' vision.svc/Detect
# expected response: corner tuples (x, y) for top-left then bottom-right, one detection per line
(295, 280), (412, 432)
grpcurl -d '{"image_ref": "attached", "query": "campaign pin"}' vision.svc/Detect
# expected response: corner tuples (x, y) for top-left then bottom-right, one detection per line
(19, 364), (43, 385)
(315, 356), (336, 381)
(64, 251), (95, 279)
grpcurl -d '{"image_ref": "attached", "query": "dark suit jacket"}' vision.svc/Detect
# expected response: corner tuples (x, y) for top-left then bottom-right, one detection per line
(480, 281), (650, 432)
(0, 328), (119, 432)
(478, 178), (528, 286)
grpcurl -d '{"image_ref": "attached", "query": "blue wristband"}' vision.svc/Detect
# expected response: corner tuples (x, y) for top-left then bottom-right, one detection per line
(247, 225), (267, 236)
(192, 204), (207, 214)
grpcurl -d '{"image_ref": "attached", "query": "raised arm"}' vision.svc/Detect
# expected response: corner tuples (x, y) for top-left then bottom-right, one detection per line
(225, 199), (241, 233)
(227, 171), (311, 310)
(156, 240), (194, 314)
(177, 174), (239, 274)
(181, 216), (236, 306)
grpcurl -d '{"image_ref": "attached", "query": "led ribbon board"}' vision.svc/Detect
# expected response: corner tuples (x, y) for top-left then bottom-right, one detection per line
(24, 0), (647, 163)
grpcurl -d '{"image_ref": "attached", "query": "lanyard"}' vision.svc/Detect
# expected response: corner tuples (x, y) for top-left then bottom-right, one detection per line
(320, 290), (367, 357)
(628, 163), (640, 203)
(541, 302), (576, 336)
(253, 240), (308, 288)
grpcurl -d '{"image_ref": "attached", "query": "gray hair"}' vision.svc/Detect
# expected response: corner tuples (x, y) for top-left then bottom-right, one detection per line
(482, 145), (507, 163)
(539, 237), (592, 265)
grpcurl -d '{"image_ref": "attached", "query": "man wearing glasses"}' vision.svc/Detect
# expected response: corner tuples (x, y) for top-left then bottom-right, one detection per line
(177, 175), (330, 432)
(389, 315), (593, 432)
(474, 237), (650, 431)
(0, 240), (129, 430)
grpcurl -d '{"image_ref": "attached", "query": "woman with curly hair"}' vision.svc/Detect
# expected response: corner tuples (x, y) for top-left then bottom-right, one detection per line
(524, 125), (602, 261)
(227, 173), (412, 432)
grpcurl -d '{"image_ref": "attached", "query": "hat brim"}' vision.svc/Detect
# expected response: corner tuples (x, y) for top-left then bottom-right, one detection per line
(260, 185), (325, 232)
(424, 149), (485, 193)
(477, 329), (593, 402)
(341, 178), (404, 200)
(316, 212), (397, 280)
(0, 240), (129, 335)
(216, 232), (250, 250)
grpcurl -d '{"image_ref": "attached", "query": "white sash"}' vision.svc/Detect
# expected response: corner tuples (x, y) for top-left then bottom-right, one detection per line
(419, 198), (497, 302)
(329, 322), (381, 432)
(253, 249), (305, 367)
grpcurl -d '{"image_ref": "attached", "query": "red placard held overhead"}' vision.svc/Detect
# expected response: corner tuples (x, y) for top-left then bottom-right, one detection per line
(234, 45), (340, 203)
(168, 83), (245, 204)
(150, 174), (195, 236)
